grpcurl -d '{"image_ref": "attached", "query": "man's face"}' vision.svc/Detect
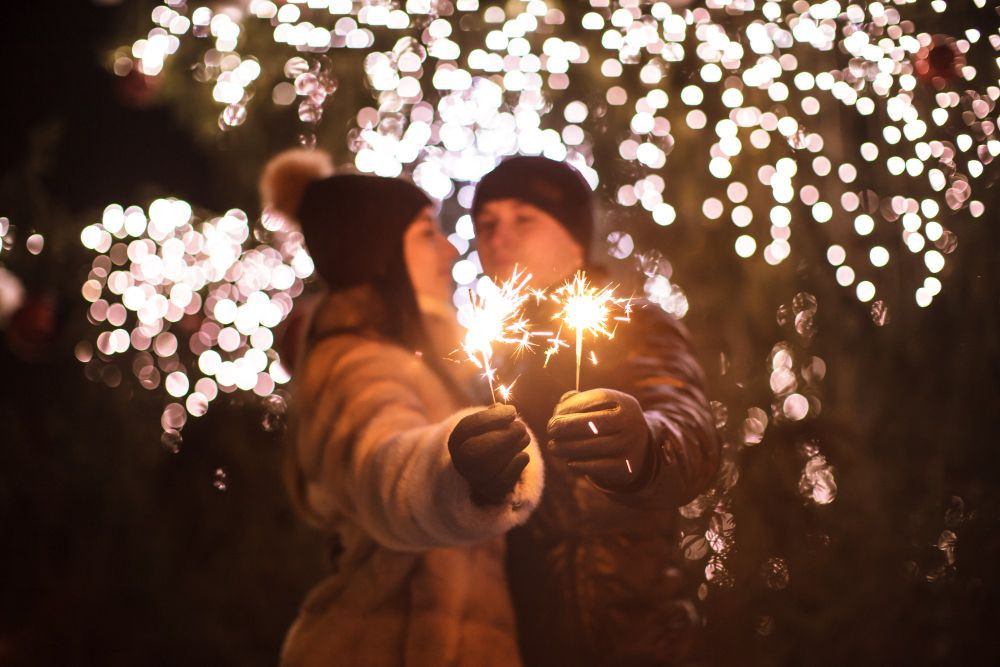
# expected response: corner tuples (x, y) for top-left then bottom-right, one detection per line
(474, 199), (583, 287)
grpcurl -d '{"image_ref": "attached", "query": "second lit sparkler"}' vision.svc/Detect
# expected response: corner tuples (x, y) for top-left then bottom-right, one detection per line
(546, 271), (632, 392)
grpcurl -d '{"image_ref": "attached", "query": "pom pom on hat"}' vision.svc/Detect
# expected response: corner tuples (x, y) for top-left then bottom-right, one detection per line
(258, 148), (431, 290)
(259, 149), (334, 219)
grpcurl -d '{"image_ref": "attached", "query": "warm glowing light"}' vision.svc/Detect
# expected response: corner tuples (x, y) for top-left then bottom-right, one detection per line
(79, 198), (305, 438)
(548, 271), (631, 391)
(457, 267), (537, 402)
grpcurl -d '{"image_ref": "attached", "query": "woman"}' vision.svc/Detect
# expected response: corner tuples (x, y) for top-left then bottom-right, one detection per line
(260, 150), (544, 667)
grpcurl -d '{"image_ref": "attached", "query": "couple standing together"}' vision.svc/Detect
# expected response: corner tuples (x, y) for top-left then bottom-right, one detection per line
(261, 152), (720, 667)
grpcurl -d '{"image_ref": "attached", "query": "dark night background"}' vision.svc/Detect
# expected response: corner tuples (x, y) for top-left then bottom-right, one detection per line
(1, 2), (998, 665)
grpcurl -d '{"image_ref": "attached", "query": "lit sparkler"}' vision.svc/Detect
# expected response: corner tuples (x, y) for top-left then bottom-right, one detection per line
(549, 271), (632, 392)
(458, 267), (536, 403)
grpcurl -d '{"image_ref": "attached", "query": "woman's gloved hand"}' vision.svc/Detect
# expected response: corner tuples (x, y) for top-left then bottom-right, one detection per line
(546, 388), (653, 491)
(448, 404), (531, 506)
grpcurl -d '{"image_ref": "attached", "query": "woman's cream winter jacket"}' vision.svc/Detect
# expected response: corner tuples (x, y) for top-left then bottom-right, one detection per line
(281, 286), (544, 667)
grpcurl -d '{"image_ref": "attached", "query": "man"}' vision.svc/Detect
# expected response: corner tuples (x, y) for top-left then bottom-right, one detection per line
(472, 156), (720, 666)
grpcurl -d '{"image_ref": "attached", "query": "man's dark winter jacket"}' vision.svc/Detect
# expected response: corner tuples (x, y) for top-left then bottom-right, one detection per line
(498, 297), (720, 666)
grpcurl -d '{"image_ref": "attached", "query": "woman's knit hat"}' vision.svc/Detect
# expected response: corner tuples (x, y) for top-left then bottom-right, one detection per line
(471, 156), (594, 253)
(260, 149), (431, 289)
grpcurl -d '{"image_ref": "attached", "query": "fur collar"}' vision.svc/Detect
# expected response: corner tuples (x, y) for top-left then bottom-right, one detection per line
(308, 283), (389, 343)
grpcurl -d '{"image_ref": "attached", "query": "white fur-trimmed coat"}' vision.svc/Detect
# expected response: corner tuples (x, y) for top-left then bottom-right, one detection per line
(281, 287), (544, 667)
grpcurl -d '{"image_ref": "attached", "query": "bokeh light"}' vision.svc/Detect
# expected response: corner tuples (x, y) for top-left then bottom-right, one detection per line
(79, 199), (304, 442)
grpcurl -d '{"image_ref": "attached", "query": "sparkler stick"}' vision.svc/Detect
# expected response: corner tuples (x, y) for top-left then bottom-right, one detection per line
(480, 350), (496, 403)
(549, 271), (632, 392)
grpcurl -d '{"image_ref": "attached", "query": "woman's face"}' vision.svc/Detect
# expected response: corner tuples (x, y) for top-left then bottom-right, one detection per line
(403, 207), (458, 305)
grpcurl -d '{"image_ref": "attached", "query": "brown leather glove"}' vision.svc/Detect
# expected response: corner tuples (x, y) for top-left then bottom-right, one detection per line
(448, 404), (531, 505)
(546, 388), (653, 491)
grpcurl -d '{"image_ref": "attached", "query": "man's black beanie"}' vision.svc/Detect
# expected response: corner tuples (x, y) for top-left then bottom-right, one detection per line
(472, 156), (594, 253)
(296, 174), (431, 289)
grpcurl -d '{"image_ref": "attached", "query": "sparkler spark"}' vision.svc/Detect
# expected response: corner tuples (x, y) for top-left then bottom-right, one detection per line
(458, 267), (538, 403)
(549, 271), (632, 391)
(543, 328), (570, 369)
(498, 378), (518, 403)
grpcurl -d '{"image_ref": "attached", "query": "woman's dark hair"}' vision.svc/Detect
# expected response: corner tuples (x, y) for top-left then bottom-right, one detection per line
(368, 246), (464, 398)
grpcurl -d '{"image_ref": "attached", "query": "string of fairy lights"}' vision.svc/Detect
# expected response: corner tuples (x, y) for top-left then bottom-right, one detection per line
(112, 0), (997, 314)
(93, 0), (997, 446)
(98, 0), (998, 402)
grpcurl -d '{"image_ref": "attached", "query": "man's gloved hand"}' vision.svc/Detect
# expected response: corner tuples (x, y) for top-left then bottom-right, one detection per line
(448, 404), (531, 506)
(546, 388), (653, 491)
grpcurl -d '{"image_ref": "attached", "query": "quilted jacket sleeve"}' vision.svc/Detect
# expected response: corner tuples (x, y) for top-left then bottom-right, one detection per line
(295, 336), (544, 552)
(611, 303), (720, 507)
